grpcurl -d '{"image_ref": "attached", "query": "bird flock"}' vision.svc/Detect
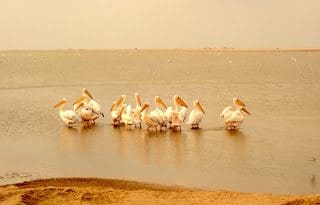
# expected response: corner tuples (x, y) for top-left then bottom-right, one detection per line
(53, 88), (251, 131)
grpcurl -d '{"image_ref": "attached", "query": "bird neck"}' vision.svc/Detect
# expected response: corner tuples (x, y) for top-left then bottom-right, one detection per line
(174, 101), (179, 111)
(234, 102), (240, 110)
(59, 103), (66, 111)
(155, 102), (161, 110)
(135, 97), (141, 107)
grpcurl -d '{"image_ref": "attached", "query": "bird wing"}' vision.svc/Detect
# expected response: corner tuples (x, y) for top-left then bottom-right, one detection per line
(220, 106), (233, 119)
(179, 107), (188, 122)
(88, 100), (101, 113)
(126, 105), (133, 115)
(188, 110), (203, 125)
(155, 109), (167, 122)
(226, 111), (244, 123)
(150, 111), (162, 124)
(61, 110), (77, 122)
(122, 113), (133, 124)
(164, 107), (173, 121)
(111, 110), (119, 120)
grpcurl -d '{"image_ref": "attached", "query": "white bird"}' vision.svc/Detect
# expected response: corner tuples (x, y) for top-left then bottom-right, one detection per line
(220, 97), (251, 130)
(110, 102), (122, 126)
(110, 95), (126, 126)
(74, 88), (104, 121)
(188, 100), (206, 129)
(140, 102), (161, 131)
(132, 93), (143, 128)
(165, 95), (189, 129)
(179, 107), (188, 122)
(53, 98), (78, 127)
(150, 96), (168, 130)
(121, 104), (134, 129)
(75, 102), (98, 127)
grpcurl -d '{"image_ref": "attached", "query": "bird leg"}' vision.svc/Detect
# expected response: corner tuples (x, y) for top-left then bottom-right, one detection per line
(191, 124), (198, 129)
(227, 125), (237, 130)
(126, 123), (133, 130)
(160, 125), (166, 132)
(83, 120), (91, 128)
(113, 118), (121, 127)
(172, 125), (181, 132)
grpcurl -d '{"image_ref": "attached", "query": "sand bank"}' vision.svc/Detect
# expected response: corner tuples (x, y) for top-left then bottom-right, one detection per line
(0, 178), (319, 205)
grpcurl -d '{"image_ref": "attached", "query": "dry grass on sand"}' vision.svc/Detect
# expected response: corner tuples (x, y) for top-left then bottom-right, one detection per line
(0, 178), (319, 205)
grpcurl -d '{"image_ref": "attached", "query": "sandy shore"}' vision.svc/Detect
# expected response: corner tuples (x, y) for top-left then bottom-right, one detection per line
(0, 178), (319, 205)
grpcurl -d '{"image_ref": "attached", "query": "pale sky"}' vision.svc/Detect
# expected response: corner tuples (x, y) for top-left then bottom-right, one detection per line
(1, 0), (320, 49)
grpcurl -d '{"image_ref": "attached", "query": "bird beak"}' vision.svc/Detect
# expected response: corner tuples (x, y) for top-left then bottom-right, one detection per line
(242, 107), (251, 115)
(119, 105), (126, 116)
(73, 95), (86, 105)
(116, 95), (125, 106)
(139, 104), (148, 113)
(135, 93), (142, 106)
(75, 102), (83, 111)
(236, 98), (246, 107)
(110, 102), (117, 111)
(53, 100), (65, 108)
(177, 96), (188, 108)
(156, 97), (167, 109)
(84, 89), (94, 99)
(196, 102), (205, 114)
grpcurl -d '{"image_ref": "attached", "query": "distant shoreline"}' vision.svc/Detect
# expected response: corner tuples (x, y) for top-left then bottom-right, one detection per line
(1, 48), (320, 52)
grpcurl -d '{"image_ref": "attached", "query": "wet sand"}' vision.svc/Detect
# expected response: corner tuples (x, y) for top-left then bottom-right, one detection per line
(0, 178), (319, 205)
(0, 49), (320, 195)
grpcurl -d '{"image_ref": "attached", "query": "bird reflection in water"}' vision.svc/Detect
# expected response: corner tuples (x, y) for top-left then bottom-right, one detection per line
(310, 175), (316, 189)
(185, 128), (204, 159)
(59, 124), (103, 157)
(167, 131), (184, 166)
(59, 126), (78, 157)
(225, 129), (247, 163)
(111, 126), (131, 159)
(59, 122), (248, 173)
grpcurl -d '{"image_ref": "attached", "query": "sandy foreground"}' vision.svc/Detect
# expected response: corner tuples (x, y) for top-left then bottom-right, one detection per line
(0, 178), (319, 205)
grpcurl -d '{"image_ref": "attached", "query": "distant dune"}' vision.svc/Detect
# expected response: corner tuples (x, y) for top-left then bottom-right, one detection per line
(0, 178), (319, 205)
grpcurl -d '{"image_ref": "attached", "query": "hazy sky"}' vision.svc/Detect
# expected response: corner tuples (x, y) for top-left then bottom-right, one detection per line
(1, 0), (320, 49)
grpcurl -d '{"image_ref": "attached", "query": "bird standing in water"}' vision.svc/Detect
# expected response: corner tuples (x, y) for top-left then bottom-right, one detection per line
(53, 98), (78, 127)
(140, 102), (161, 131)
(75, 101), (97, 127)
(150, 96), (168, 131)
(165, 95), (189, 129)
(132, 93), (143, 128)
(188, 100), (205, 129)
(220, 97), (251, 130)
(73, 88), (104, 123)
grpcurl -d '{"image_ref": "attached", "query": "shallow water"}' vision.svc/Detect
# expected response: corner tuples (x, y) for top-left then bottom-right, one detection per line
(0, 50), (319, 194)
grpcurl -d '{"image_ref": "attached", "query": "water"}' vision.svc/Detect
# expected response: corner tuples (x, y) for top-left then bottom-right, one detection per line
(0, 50), (319, 194)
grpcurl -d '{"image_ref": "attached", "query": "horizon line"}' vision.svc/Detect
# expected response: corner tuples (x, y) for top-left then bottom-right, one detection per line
(1, 47), (320, 52)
